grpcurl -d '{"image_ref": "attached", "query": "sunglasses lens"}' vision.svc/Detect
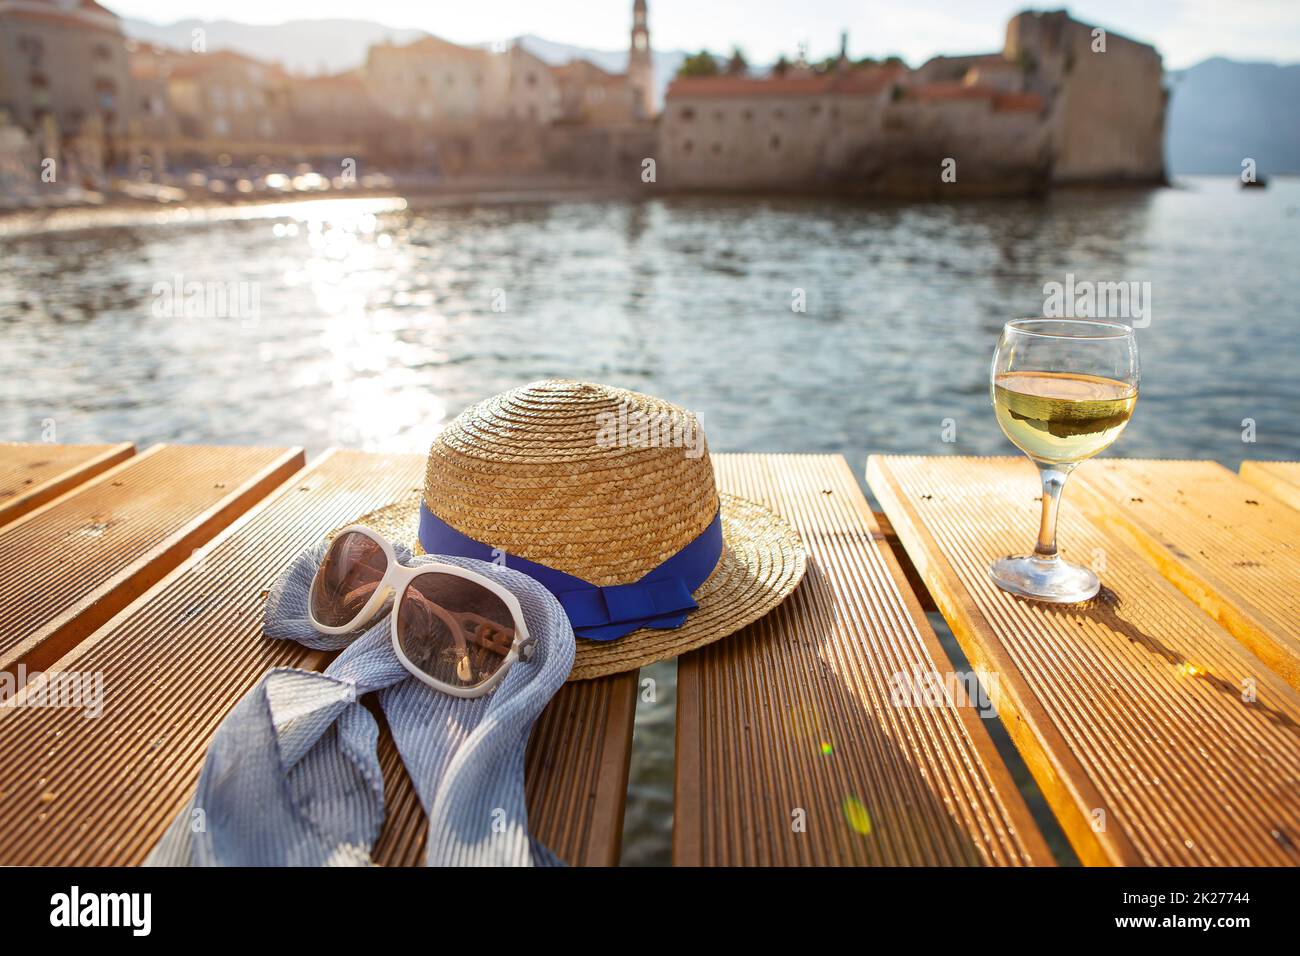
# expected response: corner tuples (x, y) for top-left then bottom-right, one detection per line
(311, 531), (389, 628)
(396, 572), (517, 689)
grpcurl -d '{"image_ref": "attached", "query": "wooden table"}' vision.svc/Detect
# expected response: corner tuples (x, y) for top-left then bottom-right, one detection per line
(1, 443), (1296, 867)
(869, 456), (1300, 866)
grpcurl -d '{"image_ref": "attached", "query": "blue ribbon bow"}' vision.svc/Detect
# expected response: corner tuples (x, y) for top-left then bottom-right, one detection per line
(419, 502), (724, 641)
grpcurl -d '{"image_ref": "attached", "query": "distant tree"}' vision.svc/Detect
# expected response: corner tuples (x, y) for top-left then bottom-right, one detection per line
(726, 46), (749, 76)
(772, 54), (791, 76)
(883, 55), (907, 68)
(853, 56), (879, 69)
(678, 50), (720, 78)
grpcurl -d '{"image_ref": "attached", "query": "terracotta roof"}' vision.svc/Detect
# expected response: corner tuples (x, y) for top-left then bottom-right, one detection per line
(292, 70), (368, 91)
(666, 65), (900, 100)
(922, 53), (1006, 68)
(166, 49), (287, 81)
(904, 83), (1045, 112)
(20, 0), (119, 15)
(668, 75), (824, 98)
(372, 33), (489, 62)
(992, 91), (1044, 112)
(0, 0), (122, 34)
(551, 60), (625, 84)
(906, 82), (996, 102)
(828, 65), (903, 95)
(967, 59), (1020, 73)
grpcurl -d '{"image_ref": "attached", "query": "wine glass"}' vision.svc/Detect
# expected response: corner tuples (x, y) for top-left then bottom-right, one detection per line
(989, 319), (1140, 603)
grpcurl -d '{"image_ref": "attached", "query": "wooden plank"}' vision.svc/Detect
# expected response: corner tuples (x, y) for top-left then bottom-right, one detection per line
(1071, 459), (1300, 690)
(875, 511), (938, 613)
(674, 454), (1052, 866)
(1240, 461), (1300, 512)
(0, 444), (304, 678)
(0, 450), (637, 867)
(868, 454), (1300, 866)
(0, 442), (134, 528)
(370, 671), (639, 867)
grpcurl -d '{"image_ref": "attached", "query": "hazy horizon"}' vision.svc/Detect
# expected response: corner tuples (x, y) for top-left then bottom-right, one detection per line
(102, 0), (1300, 71)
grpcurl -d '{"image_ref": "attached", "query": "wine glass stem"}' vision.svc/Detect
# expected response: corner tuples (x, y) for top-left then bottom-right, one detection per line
(1034, 463), (1075, 559)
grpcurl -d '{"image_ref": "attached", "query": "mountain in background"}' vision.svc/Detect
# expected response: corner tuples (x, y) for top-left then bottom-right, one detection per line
(1166, 58), (1300, 175)
(120, 19), (687, 107)
(120, 18), (428, 75)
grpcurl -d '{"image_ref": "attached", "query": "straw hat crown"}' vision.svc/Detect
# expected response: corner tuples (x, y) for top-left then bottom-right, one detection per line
(423, 380), (718, 586)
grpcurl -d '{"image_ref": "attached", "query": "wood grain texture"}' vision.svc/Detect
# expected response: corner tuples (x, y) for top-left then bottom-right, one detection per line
(869, 454), (1300, 867)
(1072, 459), (1300, 690)
(0, 450), (636, 867)
(0, 442), (134, 528)
(370, 670), (639, 867)
(1240, 461), (1300, 512)
(0, 444), (304, 678)
(674, 454), (1051, 866)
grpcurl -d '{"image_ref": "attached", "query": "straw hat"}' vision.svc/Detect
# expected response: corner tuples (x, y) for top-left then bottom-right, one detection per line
(340, 380), (806, 681)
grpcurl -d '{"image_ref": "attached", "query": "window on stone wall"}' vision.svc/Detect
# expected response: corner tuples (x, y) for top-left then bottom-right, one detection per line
(810, 103), (821, 115)
(18, 35), (44, 63)
(93, 43), (113, 61)
(774, 108), (785, 119)
(680, 107), (695, 121)
(711, 142), (722, 155)
(683, 139), (693, 154)
(742, 109), (753, 121)
(770, 134), (781, 151)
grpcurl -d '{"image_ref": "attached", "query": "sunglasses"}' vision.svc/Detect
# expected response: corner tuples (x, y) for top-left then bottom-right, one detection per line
(308, 526), (535, 698)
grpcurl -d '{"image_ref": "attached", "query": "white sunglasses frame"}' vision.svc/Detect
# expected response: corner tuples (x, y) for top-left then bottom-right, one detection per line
(307, 524), (535, 699)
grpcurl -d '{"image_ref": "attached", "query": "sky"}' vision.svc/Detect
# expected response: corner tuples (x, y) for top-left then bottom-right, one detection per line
(101, 0), (1300, 70)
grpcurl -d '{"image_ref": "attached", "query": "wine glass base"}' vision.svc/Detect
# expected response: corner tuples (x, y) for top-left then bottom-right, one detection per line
(989, 554), (1100, 604)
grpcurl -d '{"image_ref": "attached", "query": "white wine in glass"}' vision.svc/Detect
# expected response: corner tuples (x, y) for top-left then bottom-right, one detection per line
(989, 320), (1140, 603)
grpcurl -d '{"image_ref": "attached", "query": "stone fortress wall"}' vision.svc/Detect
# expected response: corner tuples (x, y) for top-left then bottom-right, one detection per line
(1006, 10), (1167, 183)
(660, 9), (1167, 196)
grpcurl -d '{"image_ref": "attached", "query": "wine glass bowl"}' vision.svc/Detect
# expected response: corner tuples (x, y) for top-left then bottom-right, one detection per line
(989, 319), (1140, 603)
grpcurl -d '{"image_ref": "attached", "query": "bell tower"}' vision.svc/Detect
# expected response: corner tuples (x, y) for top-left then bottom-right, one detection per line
(628, 0), (654, 119)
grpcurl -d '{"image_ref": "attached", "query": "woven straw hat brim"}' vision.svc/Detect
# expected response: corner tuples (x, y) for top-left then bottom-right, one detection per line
(333, 491), (807, 681)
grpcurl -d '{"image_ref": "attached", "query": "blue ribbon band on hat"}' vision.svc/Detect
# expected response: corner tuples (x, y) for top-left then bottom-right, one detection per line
(419, 501), (723, 641)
